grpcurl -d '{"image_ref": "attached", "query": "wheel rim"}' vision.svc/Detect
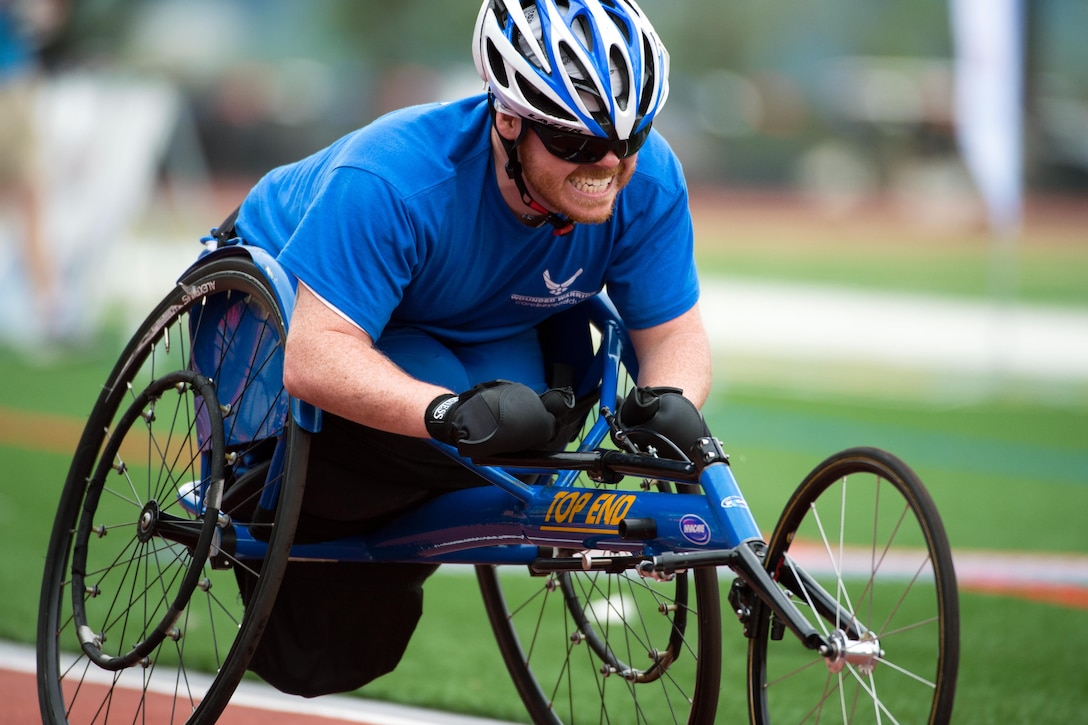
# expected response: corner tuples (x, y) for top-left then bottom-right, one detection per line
(38, 258), (302, 724)
(68, 370), (224, 673)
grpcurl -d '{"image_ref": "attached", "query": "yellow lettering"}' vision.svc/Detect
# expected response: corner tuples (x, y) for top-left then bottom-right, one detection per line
(554, 492), (578, 523)
(544, 491), (636, 529)
(586, 493), (612, 524)
(570, 492), (592, 521)
(545, 492), (563, 522)
(607, 495), (636, 526)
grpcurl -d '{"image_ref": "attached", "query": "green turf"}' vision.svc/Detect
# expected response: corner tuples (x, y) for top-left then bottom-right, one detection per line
(694, 231), (1088, 307)
(4, 359), (1085, 721)
(702, 387), (1088, 553)
(360, 572), (1088, 725)
(0, 341), (119, 417)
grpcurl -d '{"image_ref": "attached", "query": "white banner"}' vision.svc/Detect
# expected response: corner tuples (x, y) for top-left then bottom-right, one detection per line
(950, 0), (1025, 235)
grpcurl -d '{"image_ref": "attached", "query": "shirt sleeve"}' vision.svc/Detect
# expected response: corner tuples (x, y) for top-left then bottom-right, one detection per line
(276, 167), (422, 341)
(604, 141), (700, 331)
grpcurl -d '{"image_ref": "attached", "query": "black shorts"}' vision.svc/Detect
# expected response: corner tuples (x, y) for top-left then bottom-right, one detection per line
(295, 412), (487, 542)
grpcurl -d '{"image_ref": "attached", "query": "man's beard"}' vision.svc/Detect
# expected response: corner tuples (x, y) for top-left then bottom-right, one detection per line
(521, 153), (637, 225)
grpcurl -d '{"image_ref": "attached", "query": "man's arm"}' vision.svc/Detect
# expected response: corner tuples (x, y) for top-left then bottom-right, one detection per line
(282, 284), (448, 438)
(627, 303), (712, 407)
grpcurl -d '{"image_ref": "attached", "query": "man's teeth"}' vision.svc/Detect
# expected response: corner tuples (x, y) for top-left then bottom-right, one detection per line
(571, 177), (612, 193)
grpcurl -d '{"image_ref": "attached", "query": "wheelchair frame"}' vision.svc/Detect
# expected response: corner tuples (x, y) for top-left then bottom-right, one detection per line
(37, 244), (960, 725)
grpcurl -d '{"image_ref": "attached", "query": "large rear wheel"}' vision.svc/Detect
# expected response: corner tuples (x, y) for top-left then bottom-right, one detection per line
(37, 254), (308, 724)
(478, 556), (722, 724)
(477, 337), (723, 724)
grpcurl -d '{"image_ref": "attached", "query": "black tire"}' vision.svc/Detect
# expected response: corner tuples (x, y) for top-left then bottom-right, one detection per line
(477, 563), (722, 725)
(476, 350), (723, 724)
(747, 447), (959, 724)
(37, 253), (308, 724)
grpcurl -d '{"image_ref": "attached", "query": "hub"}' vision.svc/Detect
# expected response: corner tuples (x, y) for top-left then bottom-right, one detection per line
(136, 501), (161, 543)
(823, 629), (883, 676)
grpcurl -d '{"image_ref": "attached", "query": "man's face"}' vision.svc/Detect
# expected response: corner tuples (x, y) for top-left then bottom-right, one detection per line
(516, 123), (638, 225)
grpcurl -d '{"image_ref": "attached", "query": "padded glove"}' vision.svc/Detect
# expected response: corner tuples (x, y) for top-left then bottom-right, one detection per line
(614, 386), (711, 458)
(425, 381), (574, 458)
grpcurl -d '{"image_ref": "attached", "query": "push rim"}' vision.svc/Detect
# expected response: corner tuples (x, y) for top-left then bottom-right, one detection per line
(37, 255), (306, 724)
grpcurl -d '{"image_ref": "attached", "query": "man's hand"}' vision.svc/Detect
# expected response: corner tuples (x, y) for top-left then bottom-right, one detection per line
(426, 381), (574, 457)
(614, 386), (711, 458)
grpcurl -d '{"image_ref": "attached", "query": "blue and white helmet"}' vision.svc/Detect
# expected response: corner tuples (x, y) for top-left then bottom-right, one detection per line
(472, 0), (670, 141)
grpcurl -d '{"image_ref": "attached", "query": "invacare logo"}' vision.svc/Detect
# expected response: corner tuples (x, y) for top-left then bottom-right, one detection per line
(679, 515), (711, 545)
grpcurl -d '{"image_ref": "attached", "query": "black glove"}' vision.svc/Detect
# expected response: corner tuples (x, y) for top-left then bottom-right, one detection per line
(425, 381), (574, 458)
(614, 386), (711, 458)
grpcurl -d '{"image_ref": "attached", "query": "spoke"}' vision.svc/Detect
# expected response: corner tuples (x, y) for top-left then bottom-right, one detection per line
(879, 554), (934, 636)
(796, 670), (838, 723)
(810, 494), (858, 628)
(838, 669), (850, 723)
(868, 671), (882, 725)
(99, 477), (143, 510)
(99, 424), (144, 507)
(783, 554), (830, 638)
(763, 652), (826, 689)
(881, 613), (939, 639)
(869, 475), (882, 628)
(873, 654), (938, 689)
(842, 664), (902, 725)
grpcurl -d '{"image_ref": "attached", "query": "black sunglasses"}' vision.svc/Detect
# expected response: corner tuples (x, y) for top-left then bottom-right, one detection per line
(528, 121), (652, 164)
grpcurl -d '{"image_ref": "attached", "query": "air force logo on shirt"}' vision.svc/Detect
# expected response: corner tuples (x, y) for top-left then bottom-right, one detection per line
(544, 269), (583, 295)
(511, 269), (594, 308)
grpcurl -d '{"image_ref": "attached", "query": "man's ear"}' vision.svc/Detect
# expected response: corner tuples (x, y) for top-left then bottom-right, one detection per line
(494, 112), (522, 142)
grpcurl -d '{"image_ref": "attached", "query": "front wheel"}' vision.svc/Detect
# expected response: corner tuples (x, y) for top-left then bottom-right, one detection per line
(747, 447), (959, 724)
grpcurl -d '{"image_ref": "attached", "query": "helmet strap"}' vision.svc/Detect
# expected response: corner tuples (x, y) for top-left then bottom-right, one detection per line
(489, 99), (575, 237)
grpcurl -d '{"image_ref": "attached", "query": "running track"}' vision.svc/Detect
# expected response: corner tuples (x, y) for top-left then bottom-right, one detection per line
(0, 641), (515, 725)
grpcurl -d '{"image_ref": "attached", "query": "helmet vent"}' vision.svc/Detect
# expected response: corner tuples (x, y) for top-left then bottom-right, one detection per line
(515, 73), (578, 122)
(486, 39), (510, 88)
(603, 6), (633, 44)
(570, 15), (595, 53)
(609, 46), (629, 112)
(558, 41), (593, 85)
(636, 34), (655, 119)
(513, 23), (545, 72)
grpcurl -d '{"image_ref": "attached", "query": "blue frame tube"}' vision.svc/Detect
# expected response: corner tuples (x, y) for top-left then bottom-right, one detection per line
(230, 460), (761, 565)
(185, 249), (765, 570)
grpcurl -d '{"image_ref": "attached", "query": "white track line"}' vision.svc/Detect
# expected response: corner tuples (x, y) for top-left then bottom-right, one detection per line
(3, 641), (515, 725)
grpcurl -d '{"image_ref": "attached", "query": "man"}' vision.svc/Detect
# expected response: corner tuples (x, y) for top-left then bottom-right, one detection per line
(228, 0), (711, 695)
(0, 0), (66, 346)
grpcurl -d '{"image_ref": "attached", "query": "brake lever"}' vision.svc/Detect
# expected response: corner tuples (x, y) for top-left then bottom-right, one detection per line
(601, 406), (641, 454)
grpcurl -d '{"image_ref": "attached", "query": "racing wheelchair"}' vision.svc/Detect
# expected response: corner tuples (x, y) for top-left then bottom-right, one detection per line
(37, 242), (960, 724)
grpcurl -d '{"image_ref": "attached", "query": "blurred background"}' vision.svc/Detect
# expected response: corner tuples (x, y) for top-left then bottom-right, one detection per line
(0, 0), (1085, 357)
(1, 3), (1086, 721)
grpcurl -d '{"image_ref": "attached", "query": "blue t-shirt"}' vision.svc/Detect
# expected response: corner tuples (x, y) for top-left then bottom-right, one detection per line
(236, 95), (698, 384)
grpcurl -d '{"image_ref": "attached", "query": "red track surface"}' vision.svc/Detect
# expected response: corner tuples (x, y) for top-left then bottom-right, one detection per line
(0, 640), (508, 725)
(2, 667), (368, 725)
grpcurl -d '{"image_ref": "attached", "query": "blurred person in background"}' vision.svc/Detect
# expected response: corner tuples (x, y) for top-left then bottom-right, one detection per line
(0, 0), (65, 347)
(212, 0), (712, 697)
